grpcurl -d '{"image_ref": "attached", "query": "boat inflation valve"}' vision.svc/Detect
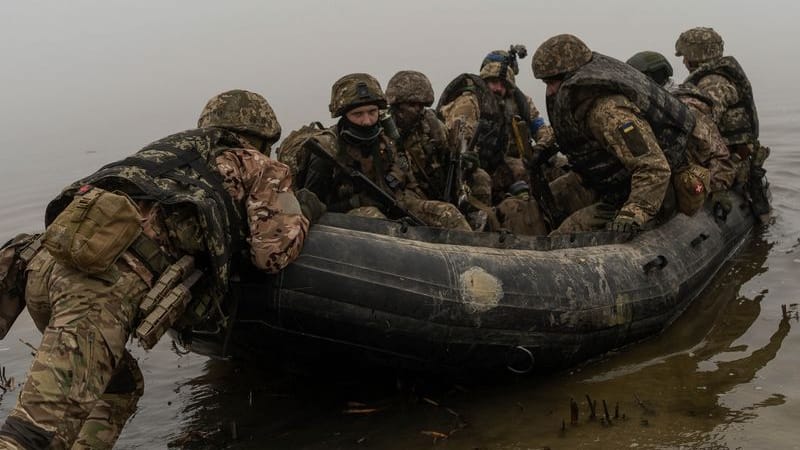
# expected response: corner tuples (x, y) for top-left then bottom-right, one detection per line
(506, 345), (535, 374)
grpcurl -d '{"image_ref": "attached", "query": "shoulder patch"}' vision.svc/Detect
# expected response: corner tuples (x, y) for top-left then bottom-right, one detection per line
(617, 121), (650, 157)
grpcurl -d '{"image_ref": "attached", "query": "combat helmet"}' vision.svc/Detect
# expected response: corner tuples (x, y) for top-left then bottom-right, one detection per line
(329, 73), (388, 118)
(675, 27), (724, 64)
(627, 51), (674, 86)
(197, 89), (281, 144)
(479, 45), (527, 86)
(386, 70), (435, 106)
(532, 34), (592, 79)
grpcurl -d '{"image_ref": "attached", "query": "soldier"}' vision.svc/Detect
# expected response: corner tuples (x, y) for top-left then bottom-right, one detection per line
(0, 90), (310, 449)
(438, 47), (556, 202)
(675, 27), (770, 221)
(628, 50), (738, 216)
(300, 73), (470, 231)
(437, 48), (554, 234)
(532, 34), (696, 234)
(385, 70), (493, 230)
(385, 70), (451, 202)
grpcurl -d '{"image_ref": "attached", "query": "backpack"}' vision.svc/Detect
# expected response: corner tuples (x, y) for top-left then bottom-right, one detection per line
(277, 122), (331, 189)
(436, 73), (501, 122)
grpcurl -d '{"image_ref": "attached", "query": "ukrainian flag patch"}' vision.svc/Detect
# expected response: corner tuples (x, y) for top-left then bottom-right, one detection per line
(617, 120), (649, 157)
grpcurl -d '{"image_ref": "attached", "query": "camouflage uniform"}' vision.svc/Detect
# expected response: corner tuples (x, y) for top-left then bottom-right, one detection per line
(533, 35), (694, 234)
(676, 27), (768, 220)
(302, 73), (470, 231)
(674, 87), (737, 193)
(0, 90), (309, 450)
(437, 50), (554, 235)
(386, 71), (451, 201)
(626, 51), (737, 214)
(438, 65), (555, 203)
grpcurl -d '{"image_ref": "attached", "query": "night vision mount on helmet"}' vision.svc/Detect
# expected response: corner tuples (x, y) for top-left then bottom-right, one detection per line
(479, 44), (528, 86)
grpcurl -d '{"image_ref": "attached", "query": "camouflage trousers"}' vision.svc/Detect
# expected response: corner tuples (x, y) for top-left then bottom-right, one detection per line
(491, 157), (529, 204)
(550, 202), (618, 234)
(548, 171), (598, 219)
(398, 191), (471, 231)
(466, 168), (492, 206)
(495, 197), (547, 236)
(0, 250), (148, 450)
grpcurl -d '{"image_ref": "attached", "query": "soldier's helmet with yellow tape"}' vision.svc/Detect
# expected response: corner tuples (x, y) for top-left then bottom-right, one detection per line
(197, 89), (281, 144)
(329, 73), (387, 118)
(532, 34), (592, 80)
(675, 27), (724, 64)
(386, 70), (435, 106)
(480, 50), (517, 86)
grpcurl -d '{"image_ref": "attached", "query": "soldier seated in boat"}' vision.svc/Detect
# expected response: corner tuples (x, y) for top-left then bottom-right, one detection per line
(532, 34), (696, 234)
(437, 47), (559, 234)
(294, 72), (471, 231)
(627, 50), (738, 217)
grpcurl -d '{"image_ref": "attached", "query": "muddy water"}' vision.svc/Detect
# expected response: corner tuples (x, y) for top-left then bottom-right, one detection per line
(2, 1), (800, 449)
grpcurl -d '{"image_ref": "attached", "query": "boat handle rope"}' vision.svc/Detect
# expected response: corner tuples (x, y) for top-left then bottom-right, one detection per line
(690, 233), (710, 248)
(506, 345), (535, 374)
(642, 255), (668, 273)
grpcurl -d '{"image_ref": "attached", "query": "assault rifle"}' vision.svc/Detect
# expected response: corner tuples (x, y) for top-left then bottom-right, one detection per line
(444, 119), (487, 205)
(304, 138), (426, 226)
(525, 144), (569, 229)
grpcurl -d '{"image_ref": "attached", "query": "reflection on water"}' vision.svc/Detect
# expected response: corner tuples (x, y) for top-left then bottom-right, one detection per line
(130, 232), (795, 450)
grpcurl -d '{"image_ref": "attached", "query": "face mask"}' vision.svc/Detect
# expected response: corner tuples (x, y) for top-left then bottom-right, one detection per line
(339, 118), (382, 146)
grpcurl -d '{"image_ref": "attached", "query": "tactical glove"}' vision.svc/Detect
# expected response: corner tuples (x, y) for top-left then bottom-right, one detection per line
(295, 189), (327, 223)
(606, 212), (641, 234)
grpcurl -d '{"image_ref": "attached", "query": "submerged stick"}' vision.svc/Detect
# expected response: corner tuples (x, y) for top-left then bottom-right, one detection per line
(585, 394), (597, 420)
(602, 400), (612, 424)
(570, 398), (579, 424)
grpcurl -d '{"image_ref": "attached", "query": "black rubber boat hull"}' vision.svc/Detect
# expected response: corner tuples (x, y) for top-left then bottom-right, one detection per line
(184, 194), (755, 373)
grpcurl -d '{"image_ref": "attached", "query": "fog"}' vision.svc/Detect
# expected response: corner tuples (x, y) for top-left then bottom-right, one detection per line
(1, 1), (797, 170)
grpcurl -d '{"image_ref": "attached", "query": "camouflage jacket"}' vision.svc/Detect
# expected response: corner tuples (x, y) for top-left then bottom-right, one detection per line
(548, 53), (694, 199)
(395, 108), (450, 201)
(45, 128), (308, 321)
(438, 74), (555, 172)
(672, 87), (737, 191)
(303, 125), (406, 215)
(684, 56), (759, 146)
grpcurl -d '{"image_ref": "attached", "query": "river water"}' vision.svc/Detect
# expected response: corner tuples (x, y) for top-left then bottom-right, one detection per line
(1, 1), (799, 449)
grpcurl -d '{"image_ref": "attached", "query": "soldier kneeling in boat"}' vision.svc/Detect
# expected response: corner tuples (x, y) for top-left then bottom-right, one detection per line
(532, 34), (703, 234)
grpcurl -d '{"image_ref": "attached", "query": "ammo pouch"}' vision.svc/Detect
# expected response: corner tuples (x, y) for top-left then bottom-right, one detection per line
(0, 233), (43, 338)
(135, 255), (202, 350)
(44, 186), (142, 274)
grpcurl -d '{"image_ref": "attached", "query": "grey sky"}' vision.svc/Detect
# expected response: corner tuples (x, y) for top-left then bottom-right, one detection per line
(0, 0), (796, 167)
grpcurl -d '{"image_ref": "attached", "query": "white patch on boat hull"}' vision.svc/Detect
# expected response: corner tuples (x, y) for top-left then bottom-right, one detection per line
(459, 267), (503, 313)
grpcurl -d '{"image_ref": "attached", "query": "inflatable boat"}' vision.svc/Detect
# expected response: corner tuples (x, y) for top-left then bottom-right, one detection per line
(184, 193), (756, 373)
